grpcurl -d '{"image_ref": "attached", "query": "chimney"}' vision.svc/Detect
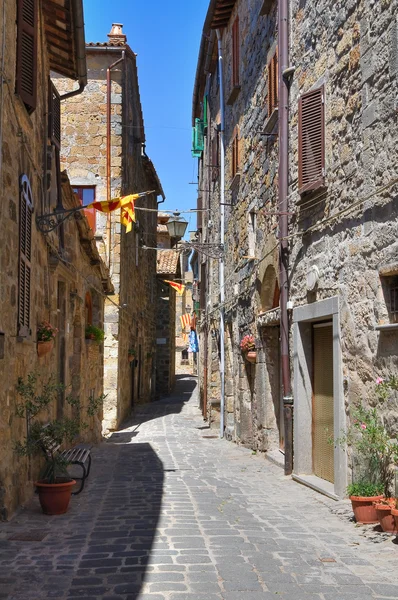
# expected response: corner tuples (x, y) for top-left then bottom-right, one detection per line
(107, 23), (127, 44)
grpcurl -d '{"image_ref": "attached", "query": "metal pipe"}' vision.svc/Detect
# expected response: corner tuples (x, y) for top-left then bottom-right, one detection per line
(278, 0), (293, 475)
(106, 51), (125, 267)
(216, 29), (225, 439)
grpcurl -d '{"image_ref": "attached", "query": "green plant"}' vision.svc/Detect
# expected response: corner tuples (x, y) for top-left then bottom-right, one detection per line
(336, 377), (398, 498)
(14, 372), (103, 483)
(37, 321), (58, 342)
(85, 324), (105, 342)
(346, 481), (384, 498)
(128, 347), (136, 356)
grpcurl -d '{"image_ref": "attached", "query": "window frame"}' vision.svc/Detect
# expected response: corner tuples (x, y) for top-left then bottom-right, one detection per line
(72, 186), (96, 233)
(267, 48), (278, 117)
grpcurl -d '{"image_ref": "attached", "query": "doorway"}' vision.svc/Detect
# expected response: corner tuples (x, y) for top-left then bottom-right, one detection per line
(312, 322), (334, 483)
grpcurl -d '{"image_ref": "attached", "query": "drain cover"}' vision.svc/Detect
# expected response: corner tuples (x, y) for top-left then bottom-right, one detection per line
(8, 531), (48, 541)
(202, 435), (219, 439)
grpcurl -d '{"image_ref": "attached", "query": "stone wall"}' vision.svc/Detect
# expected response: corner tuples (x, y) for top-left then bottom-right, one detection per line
(196, 0), (281, 446)
(156, 280), (176, 396)
(58, 43), (158, 432)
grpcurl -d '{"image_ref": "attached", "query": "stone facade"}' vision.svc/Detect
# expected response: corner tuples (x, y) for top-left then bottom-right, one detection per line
(0, 0), (111, 518)
(194, 0), (398, 498)
(155, 215), (180, 396)
(57, 26), (163, 431)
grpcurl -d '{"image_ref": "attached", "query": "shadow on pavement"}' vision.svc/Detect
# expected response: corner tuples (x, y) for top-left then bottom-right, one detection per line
(0, 442), (164, 600)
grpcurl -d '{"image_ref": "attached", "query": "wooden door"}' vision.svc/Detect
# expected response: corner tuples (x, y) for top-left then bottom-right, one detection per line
(312, 322), (334, 483)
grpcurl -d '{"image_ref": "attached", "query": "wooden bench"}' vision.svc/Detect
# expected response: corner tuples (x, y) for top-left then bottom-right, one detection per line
(40, 428), (92, 495)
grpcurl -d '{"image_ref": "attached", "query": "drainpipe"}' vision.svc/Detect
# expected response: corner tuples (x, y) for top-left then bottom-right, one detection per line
(106, 51), (125, 267)
(278, 0), (293, 475)
(216, 29), (225, 439)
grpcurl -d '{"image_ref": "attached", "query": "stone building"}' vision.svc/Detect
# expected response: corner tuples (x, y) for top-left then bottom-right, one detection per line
(193, 0), (398, 499)
(57, 25), (164, 432)
(156, 214), (181, 396)
(0, 0), (112, 519)
(193, 0), (282, 445)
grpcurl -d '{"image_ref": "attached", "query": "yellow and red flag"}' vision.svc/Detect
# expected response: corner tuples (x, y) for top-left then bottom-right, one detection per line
(87, 191), (154, 233)
(180, 314), (191, 329)
(163, 280), (185, 295)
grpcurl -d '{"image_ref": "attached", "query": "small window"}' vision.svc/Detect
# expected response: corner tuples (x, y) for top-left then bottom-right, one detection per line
(85, 291), (93, 326)
(211, 128), (220, 182)
(48, 81), (61, 149)
(248, 211), (256, 256)
(18, 175), (33, 337)
(381, 275), (398, 324)
(232, 17), (240, 88)
(16, 0), (38, 113)
(232, 126), (240, 179)
(73, 186), (96, 233)
(298, 86), (325, 195)
(267, 49), (278, 117)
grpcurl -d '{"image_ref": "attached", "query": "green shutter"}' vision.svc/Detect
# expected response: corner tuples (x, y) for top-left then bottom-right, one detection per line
(192, 118), (204, 157)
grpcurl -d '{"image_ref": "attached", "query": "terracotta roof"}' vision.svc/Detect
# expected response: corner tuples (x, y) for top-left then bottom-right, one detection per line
(157, 250), (180, 275)
(86, 42), (128, 48)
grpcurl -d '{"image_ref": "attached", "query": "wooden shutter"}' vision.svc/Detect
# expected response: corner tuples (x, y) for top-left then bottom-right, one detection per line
(298, 86), (325, 194)
(232, 126), (239, 178)
(211, 129), (219, 181)
(232, 17), (240, 87)
(48, 81), (61, 149)
(267, 49), (278, 116)
(18, 175), (33, 337)
(16, 0), (38, 112)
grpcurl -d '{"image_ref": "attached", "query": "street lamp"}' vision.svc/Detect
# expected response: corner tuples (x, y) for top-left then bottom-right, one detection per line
(166, 212), (188, 240)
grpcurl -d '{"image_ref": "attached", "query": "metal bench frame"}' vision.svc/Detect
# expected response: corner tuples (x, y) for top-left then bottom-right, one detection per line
(40, 428), (92, 495)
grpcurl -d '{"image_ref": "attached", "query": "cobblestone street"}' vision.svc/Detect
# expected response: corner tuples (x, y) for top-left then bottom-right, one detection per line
(1, 374), (398, 600)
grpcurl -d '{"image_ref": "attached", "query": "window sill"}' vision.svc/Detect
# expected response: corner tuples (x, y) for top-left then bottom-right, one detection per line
(374, 323), (398, 331)
(297, 180), (326, 201)
(229, 173), (241, 191)
(227, 85), (241, 106)
(263, 107), (278, 134)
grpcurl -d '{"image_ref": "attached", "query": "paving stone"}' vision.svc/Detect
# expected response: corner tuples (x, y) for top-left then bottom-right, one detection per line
(1, 376), (398, 600)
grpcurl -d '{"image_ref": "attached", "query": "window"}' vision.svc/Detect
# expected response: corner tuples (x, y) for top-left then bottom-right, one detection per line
(211, 128), (220, 182)
(232, 126), (240, 179)
(85, 292), (93, 325)
(381, 275), (398, 324)
(248, 211), (256, 256)
(232, 17), (240, 88)
(72, 186), (96, 232)
(267, 49), (278, 117)
(298, 86), (325, 195)
(16, 0), (38, 113)
(18, 175), (33, 337)
(48, 82), (61, 149)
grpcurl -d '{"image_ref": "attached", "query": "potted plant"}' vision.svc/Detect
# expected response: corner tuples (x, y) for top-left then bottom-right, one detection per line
(85, 324), (105, 342)
(346, 481), (384, 524)
(240, 334), (256, 363)
(336, 376), (398, 530)
(37, 321), (58, 357)
(128, 347), (136, 362)
(14, 372), (102, 515)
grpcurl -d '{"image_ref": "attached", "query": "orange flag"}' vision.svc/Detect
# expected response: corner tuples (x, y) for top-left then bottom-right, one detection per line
(87, 190), (154, 233)
(163, 280), (185, 295)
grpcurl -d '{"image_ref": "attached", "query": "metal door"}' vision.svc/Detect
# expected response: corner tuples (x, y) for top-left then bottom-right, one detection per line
(312, 322), (334, 483)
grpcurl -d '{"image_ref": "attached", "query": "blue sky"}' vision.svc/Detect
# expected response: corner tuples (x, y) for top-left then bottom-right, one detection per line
(83, 0), (208, 234)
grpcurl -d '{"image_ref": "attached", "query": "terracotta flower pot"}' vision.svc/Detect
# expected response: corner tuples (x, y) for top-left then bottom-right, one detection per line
(349, 495), (383, 524)
(246, 351), (257, 363)
(374, 502), (397, 532)
(37, 340), (54, 357)
(35, 478), (76, 515)
(391, 508), (398, 532)
(128, 354), (135, 362)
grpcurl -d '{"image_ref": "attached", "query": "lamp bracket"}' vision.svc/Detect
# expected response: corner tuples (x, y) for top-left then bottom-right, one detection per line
(36, 205), (85, 233)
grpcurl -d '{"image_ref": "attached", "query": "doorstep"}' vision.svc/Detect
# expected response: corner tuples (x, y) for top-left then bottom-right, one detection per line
(264, 448), (285, 469)
(292, 474), (340, 501)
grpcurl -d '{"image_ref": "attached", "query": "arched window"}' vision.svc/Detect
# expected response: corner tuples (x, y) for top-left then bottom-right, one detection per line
(260, 265), (279, 312)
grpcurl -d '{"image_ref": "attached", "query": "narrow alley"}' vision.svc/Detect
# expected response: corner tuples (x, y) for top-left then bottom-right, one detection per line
(1, 375), (398, 600)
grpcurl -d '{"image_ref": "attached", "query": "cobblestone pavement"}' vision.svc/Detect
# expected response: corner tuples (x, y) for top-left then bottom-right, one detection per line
(1, 374), (398, 600)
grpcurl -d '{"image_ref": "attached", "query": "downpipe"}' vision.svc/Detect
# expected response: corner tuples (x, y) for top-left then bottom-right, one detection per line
(216, 29), (225, 439)
(278, 0), (293, 475)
